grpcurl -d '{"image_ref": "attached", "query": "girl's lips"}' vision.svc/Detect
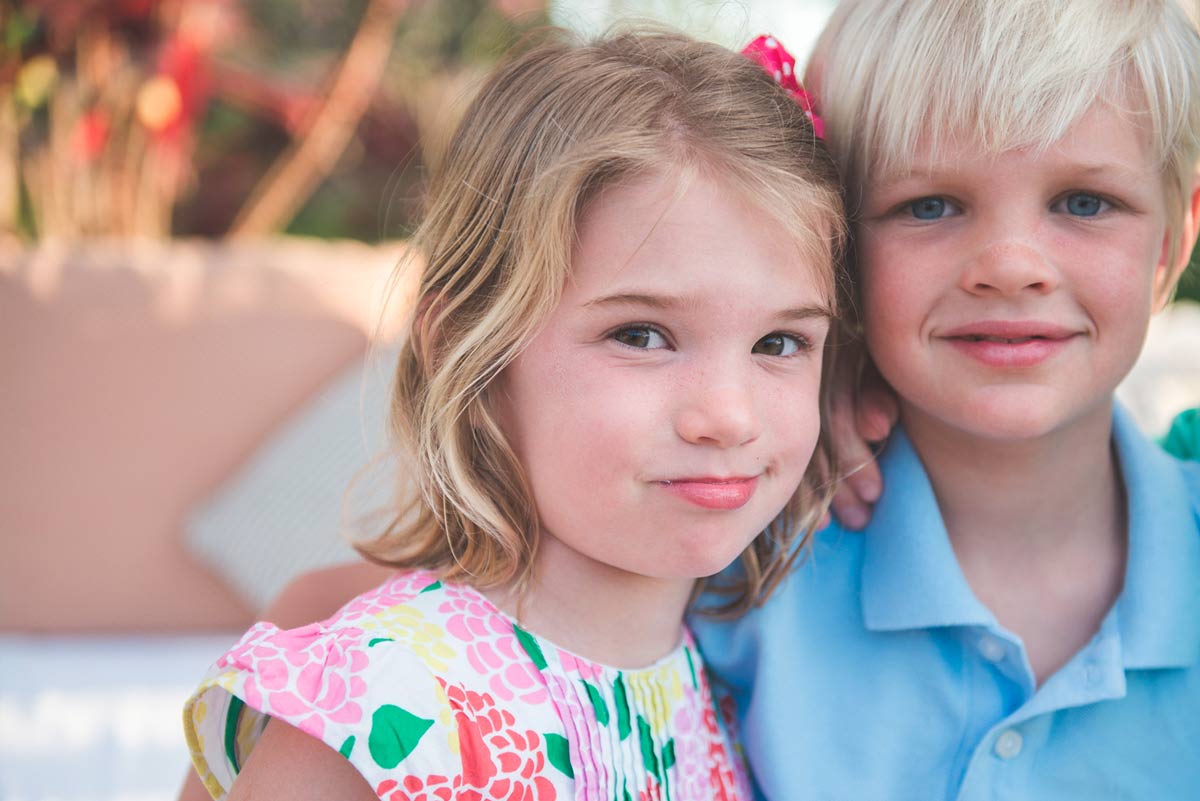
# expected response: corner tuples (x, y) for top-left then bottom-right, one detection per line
(657, 477), (759, 510)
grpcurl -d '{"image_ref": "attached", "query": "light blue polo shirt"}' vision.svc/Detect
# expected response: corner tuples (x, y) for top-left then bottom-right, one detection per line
(692, 404), (1200, 801)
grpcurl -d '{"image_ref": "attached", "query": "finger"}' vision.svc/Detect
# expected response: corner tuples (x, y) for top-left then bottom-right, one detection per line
(828, 431), (878, 528)
(845, 456), (882, 504)
(857, 401), (893, 444)
(855, 362), (899, 443)
(830, 490), (869, 530)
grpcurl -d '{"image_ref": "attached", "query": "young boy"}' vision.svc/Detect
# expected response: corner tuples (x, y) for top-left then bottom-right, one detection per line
(692, 1), (1200, 798)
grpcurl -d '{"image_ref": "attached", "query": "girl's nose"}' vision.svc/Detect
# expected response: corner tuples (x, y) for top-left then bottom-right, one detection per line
(673, 369), (761, 448)
(960, 239), (1060, 297)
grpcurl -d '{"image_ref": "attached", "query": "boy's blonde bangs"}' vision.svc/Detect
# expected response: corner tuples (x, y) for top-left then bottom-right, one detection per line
(816, 0), (1200, 256)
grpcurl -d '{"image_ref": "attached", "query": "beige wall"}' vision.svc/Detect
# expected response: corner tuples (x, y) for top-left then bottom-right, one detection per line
(0, 238), (405, 631)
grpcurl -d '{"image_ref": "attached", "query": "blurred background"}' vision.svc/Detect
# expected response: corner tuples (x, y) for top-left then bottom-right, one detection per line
(1, 1), (1197, 800)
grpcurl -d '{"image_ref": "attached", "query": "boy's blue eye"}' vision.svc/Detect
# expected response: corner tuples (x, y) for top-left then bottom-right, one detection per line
(907, 197), (955, 220)
(1059, 192), (1108, 217)
(612, 326), (667, 349)
(753, 333), (808, 356)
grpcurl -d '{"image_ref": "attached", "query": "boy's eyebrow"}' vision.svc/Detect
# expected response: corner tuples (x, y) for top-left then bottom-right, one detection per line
(1065, 162), (1148, 181)
(885, 160), (1147, 185)
(583, 292), (836, 320)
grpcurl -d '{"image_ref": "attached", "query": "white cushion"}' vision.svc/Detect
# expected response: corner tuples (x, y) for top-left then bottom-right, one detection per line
(186, 344), (402, 611)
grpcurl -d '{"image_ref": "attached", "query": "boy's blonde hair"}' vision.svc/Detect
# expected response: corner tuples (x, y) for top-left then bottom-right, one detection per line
(812, 0), (1200, 271)
(356, 28), (846, 614)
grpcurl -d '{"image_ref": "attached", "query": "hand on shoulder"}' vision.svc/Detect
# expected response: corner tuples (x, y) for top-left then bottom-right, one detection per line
(826, 356), (896, 530)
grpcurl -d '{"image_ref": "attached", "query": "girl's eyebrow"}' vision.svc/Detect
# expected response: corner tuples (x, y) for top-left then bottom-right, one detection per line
(583, 292), (836, 320)
(584, 292), (676, 310)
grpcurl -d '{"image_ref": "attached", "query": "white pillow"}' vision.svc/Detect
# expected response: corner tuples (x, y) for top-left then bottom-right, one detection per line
(186, 344), (402, 611)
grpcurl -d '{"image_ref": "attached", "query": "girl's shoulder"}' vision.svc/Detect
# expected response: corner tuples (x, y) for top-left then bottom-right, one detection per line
(184, 571), (571, 799)
(185, 570), (751, 800)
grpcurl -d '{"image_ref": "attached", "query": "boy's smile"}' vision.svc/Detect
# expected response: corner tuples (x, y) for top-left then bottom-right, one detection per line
(939, 320), (1082, 369)
(856, 100), (1183, 443)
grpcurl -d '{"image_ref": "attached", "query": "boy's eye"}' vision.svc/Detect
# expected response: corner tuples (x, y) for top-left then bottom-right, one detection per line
(906, 196), (959, 220)
(753, 332), (809, 357)
(611, 326), (668, 349)
(1055, 192), (1110, 217)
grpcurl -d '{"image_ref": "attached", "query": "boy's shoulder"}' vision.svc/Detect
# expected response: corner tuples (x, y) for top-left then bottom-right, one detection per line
(1117, 406), (1200, 530)
(1177, 457), (1200, 520)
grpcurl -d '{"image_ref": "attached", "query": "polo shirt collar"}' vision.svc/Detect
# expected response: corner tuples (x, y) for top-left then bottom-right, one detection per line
(860, 428), (995, 632)
(860, 405), (1200, 666)
(1111, 404), (1200, 669)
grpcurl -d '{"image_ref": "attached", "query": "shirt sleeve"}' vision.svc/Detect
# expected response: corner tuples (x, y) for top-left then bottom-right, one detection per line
(183, 618), (457, 799)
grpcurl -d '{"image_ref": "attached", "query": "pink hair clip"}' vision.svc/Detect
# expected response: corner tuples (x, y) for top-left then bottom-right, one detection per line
(742, 35), (825, 139)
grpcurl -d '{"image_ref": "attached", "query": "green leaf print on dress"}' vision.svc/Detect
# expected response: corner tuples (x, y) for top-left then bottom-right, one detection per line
(545, 731), (574, 778)
(182, 571), (752, 800)
(513, 623), (549, 670)
(367, 704), (434, 769)
(583, 679), (610, 726)
(613, 674), (632, 740)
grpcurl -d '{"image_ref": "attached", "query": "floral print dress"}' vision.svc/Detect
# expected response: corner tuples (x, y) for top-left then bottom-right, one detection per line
(184, 571), (750, 801)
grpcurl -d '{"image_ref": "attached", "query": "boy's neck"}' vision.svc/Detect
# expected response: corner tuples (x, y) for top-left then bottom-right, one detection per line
(901, 397), (1128, 684)
(902, 399), (1122, 546)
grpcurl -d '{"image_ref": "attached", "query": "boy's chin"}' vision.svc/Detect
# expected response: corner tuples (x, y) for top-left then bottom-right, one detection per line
(904, 391), (1116, 445)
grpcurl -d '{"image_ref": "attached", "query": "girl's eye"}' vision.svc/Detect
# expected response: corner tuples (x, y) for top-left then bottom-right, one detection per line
(1055, 192), (1110, 217)
(611, 326), (668, 349)
(753, 332), (810, 357)
(906, 196), (959, 220)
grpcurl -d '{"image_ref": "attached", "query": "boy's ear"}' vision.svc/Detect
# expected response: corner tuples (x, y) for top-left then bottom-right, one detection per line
(1153, 168), (1200, 311)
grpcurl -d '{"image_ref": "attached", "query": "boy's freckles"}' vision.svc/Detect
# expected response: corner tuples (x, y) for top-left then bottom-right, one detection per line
(855, 101), (1171, 443)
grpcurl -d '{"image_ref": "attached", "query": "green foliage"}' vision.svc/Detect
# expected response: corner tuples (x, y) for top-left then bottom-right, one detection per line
(6, 0), (546, 240)
(1178, 243), (1200, 304)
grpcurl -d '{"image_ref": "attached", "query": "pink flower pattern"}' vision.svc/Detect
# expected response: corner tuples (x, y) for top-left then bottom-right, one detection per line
(184, 570), (749, 801)
(215, 621), (371, 739)
(438, 584), (549, 706)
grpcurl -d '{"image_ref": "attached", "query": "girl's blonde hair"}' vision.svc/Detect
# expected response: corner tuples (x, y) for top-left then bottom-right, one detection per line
(812, 0), (1200, 271)
(355, 27), (846, 615)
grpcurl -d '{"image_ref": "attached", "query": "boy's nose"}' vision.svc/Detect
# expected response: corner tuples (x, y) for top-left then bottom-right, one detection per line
(960, 240), (1060, 297)
(674, 369), (761, 448)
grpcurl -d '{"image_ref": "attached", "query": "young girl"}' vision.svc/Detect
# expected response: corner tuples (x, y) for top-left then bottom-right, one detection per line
(183, 29), (845, 801)
(693, 1), (1200, 798)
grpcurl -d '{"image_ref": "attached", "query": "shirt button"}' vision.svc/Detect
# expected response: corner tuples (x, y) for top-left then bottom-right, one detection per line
(978, 635), (1006, 663)
(994, 729), (1024, 760)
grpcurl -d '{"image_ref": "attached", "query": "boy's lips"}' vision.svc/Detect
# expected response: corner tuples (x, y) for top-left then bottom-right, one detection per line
(939, 320), (1081, 368)
(655, 476), (759, 510)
